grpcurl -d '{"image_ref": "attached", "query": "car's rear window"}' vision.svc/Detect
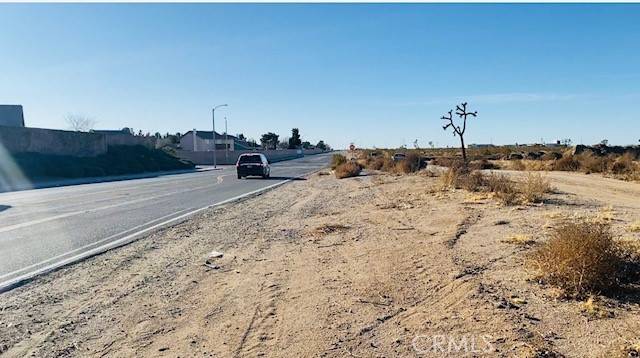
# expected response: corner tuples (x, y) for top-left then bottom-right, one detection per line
(238, 155), (262, 164)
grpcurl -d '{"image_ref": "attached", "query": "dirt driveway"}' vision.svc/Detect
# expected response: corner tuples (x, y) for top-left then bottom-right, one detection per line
(0, 170), (639, 357)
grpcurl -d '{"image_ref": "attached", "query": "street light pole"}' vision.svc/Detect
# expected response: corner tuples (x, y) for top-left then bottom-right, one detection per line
(224, 116), (229, 163)
(212, 104), (228, 168)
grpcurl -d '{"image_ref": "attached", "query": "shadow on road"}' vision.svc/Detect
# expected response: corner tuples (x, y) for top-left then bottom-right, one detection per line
(242, 176), (307, 181)
(0, 205), (11, 213)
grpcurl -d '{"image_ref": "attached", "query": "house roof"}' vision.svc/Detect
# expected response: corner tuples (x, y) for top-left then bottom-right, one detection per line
(183, 130), (238, 140)
(0, 105), (25, 127)
(91, 129), (132, 135)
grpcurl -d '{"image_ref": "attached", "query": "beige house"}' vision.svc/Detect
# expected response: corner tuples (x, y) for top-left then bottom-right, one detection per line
(180, 130), (256, 152)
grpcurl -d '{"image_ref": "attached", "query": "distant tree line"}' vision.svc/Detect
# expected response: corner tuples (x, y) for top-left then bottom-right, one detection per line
(259, 128), (329, 151)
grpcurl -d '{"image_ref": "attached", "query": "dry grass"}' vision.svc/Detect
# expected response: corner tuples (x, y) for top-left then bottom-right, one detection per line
(625, 342), (640, 357)
(502, 151), (640, 182)
(520, 173), (552, 203)
(313, 223), (351, 235)
(610, 153), (636, 175)
(510, 160), (526, 171)
(439, 167), (461, 190)
(502, 234), (536, 246)
(594, 205), (616, 224)
(334, 162), (362, 179)
(579, 296), (613, 319)
(440, 170), (533, 206)
(629, 221), (640, 233)
(330, 154), (347, 170)
(485, 173), (520, 205)
(528, 221), (622, 297)
(457, 170), (486, 192)
(394, 152), (421, 174)
(367, 157), (387, 170)
(577, 152), (610, 174)
(365, 152), (422, 174)
(552, 155), (581, 171)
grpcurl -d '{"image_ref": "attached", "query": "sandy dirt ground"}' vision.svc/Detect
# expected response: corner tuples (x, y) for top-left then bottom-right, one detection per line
(1, 170), (639, 357)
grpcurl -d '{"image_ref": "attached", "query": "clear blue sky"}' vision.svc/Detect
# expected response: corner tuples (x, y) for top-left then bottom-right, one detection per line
(1, 3), (639, 149)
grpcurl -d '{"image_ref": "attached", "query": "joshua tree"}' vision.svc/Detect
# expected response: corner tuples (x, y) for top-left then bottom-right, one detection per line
(441, 102), (477, 163)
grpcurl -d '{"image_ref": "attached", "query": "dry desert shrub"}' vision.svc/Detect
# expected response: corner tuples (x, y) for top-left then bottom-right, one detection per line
(576, 152), (610, 174)
(469, 159), (499, 170)
(552, 154), (581, 171)
(334, 162), (362, 179)
(439, 169), (551, 205)
(511, 159), (526, 171)
(330, 153), (347, 169)
(394, 152), (421, 173)
(520, 173), (552, 203)
(367, 157), (386, 170)
(439, 166), (461, 190)
(432, 156), (464, 169)
(528, 221), (622, 297)
(525, 160), (552, 171)
(610, 152), (636, 175)
(457, 170), (486, 192)
(485, 173), (520, 205)
(579, 296), (613, 319)
(629, 221), (640, 233)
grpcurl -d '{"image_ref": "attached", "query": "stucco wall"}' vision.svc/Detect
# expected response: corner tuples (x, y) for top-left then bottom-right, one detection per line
(176, 148), (325, 165)
(0, 126), (107, 157)
(105, 133), (156, 148)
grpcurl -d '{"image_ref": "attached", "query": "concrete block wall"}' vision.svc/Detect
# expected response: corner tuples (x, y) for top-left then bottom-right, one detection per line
(105, 133), (156, 148)
(0, 126), (107, 157)
(176, 149), (325, 165)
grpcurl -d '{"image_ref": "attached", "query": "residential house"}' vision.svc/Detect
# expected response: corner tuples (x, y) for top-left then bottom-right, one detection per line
(180, 130), (258, 152)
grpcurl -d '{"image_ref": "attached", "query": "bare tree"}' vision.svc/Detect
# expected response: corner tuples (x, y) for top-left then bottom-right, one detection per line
(441, 102), (477, 163)
(65, 114), (96, 132)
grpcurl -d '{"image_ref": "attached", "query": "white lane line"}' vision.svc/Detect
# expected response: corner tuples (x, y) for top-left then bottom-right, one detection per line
(0, 174), (233, 234)
(0, 208), (191, 281)
(0, 174), (308, 292)
(0, 171), (226, 215)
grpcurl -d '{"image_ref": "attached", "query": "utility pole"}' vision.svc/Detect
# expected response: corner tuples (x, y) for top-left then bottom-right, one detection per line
(212, 104), (228, 168)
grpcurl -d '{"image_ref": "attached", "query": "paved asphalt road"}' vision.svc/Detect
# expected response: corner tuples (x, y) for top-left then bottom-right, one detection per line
(0, 152), (332, 290)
